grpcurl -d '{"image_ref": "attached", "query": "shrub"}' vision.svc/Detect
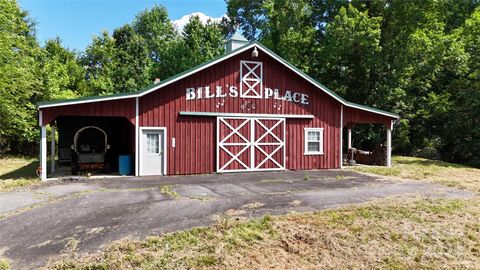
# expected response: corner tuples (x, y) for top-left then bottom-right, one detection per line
(413, 147), (441, 160)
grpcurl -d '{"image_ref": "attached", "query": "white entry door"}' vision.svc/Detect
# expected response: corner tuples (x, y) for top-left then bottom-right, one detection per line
(141, 129), (165, 175)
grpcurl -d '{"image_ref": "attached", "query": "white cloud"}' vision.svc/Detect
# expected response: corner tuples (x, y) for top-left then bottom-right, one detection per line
(172, 12), (226, 33)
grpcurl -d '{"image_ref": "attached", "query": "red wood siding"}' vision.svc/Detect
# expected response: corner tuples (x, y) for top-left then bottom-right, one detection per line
(343, 107), (393, 128)
(139, 48), (341, 174)
(38, 47), (397, 176)
(41, 98), (136, 126)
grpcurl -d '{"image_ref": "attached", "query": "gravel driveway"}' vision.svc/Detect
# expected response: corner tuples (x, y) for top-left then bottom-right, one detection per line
(0, 170), (473, 269)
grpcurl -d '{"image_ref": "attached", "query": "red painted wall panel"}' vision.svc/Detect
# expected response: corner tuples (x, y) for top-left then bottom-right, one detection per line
(41, 98), (136, 126)
(39, 47), (396, 176)
(139, 48), (342, 174)
(343, 107), (393, 128)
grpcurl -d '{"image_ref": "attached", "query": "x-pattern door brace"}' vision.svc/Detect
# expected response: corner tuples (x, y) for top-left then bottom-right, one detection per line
(218, 118), (251, 171)
(217, 117), (285, 172)
(253, 119), (285, 170)
(240, 61), (263, 98)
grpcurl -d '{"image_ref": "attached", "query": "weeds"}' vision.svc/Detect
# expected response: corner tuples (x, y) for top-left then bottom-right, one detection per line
(189, 195), (214, 202)
(44, 196), (480, 269)
(160, 185), (179, 198)
(0, 259), (9, 270)
(43, 157), (480, 269)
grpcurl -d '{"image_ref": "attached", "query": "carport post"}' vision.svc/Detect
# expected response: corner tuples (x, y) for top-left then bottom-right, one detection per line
(38, 110), (47, 181)
(50, 125), (55, 174)
(40, 125), (47, 181)
(386, 121), (392, 167)
(135, 97), (139, 176)
(347, 128), (352, 149)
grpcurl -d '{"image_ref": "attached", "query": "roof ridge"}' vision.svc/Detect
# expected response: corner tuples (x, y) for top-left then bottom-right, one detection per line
(37, 41), (399, 119)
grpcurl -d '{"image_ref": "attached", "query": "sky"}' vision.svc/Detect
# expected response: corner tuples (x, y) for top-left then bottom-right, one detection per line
(18, 0), (227, 51)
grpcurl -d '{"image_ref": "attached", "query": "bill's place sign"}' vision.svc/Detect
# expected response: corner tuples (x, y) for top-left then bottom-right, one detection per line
(185, 60), (309, 105)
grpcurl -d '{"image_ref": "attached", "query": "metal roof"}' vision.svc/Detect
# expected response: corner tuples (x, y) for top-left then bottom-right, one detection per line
(37, 42), (399, 119)
(228, 32), (249, 42)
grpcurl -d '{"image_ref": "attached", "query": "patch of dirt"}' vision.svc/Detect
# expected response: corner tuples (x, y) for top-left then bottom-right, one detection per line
(86, 227), (105, 235)
(225, 209), (247, 216)
(289, 200), (302, 207)
(241, 202), (265, 209)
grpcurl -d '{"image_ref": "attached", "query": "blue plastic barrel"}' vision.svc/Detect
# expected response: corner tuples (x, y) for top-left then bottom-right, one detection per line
(118, 155), (132, 175)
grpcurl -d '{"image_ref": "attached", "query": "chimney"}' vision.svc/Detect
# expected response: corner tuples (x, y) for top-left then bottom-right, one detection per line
(154, 78), (161, 84)
(225, 32), (249, 53)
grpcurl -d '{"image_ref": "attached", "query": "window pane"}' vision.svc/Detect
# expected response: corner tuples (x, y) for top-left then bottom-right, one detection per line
(146, 134), (159, 154)
(308, 142), (320, 152)
(308, 131), (321, 141)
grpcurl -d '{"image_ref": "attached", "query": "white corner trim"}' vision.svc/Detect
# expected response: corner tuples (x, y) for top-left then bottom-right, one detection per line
(139, 127), (167, 176)
(340, 105), (343, 168)
(304, 127), (324, 156)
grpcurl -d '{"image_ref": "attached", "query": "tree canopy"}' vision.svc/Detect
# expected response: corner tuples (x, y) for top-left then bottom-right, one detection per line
(0, 0), (479, 166)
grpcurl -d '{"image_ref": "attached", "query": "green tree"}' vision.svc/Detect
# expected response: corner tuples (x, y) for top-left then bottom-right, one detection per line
(112, 24), (152, 92)
(318, 5), (383, 104)
(226, 0), (317, 71)
(0, 0), (41, 154)
(182, 15), (225, 66)
(440, 7), (480, 163)
(80, 31), (116, 95)
(40, 38), (86, 100)
(133, 5), (179, 79)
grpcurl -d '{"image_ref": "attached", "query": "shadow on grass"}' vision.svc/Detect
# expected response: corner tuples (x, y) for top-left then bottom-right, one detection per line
(0, 160), (37, 180)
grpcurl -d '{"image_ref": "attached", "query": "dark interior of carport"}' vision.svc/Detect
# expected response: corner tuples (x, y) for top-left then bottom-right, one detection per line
(55, 115), (135, 174)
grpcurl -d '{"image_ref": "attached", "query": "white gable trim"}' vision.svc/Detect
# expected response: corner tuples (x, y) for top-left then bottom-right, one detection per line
(38, 43), (257, 109)
(255, 45), (398, 119)
(38, 42), (399, 119)
(139, 43), (257, 97)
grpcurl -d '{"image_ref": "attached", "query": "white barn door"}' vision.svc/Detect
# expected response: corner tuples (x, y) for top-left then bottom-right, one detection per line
(217, 117), (285, 172)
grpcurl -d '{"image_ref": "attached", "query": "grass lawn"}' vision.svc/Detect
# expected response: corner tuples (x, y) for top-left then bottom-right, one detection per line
(43, 156), (480, 270)
(0, 156), (40, 191)
(352, 156), (480, 192)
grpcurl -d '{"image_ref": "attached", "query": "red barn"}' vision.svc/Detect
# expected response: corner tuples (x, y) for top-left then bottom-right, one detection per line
(37, 34), (399, 180)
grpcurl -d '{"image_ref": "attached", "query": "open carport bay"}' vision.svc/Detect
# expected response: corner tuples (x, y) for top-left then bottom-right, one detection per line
(55, 115), (135, 176)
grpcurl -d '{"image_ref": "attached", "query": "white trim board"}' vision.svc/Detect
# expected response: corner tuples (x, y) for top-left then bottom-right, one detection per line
(139, 127), (167, 176)
(340, 105), (343, 168)
(180, 111), (314, 119)
(135, 97), (139, 176)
